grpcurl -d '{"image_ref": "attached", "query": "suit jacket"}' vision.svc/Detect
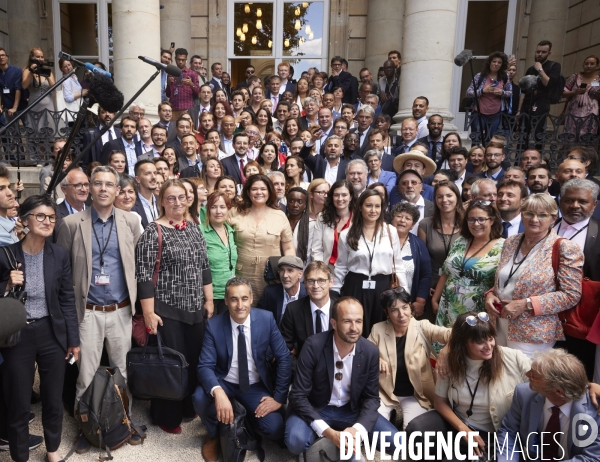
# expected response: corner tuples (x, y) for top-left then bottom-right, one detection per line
(197, 308), (292, 405)
(166, 138), (185, 159)
(279, 293), (339, 356)
(389, 188), (434, 207)
(99, 138), (143, 170)
(478, 168), (506, 184)
(56, 207), (142, 321)
(165, 122), (178, 143)
(367, 318), (450, 410)
(257, 282), (307, 326)
(83, 126), (121, 169)
(350, 126), (373, 160)
(208, 77), (222, 92)
(130, 195), (150, 229)
(497, 383), (600, 462)
(348, 75), (359, 105)
(582, 217), (600, 281)
(298, 116), (317, 132)
(370, 170), (397, 196)
(381, 153), (395, 172)
(417, 135), (442, 162)
(299, 144), (347, 181)
(221, 154), (246, 185)
(288, 330), (381, 432)
(0, 241), (79, 352)
(179, 164), (202, 179)
(324, 71), (353, 104)
(52, 201), (75, 243)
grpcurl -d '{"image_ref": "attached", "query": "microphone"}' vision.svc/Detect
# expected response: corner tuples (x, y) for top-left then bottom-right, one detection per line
(519, 75), (539, 92)
(138, 56), (182, 77)
(88, 75), (124, 113)
(454, 49), (474, 67)
(58, 51), (112, 78)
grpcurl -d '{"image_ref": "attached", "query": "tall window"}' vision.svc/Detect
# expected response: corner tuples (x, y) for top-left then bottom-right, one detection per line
(227, 1), (329, 86)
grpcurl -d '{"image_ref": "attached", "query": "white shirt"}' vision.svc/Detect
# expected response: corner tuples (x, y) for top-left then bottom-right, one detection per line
(100, 126), (117, 145)
(416, 116), (429, 139)
(223, 315), (260, 386)
(278, 80), (288, 95)
(554, 217), (590, 252)
(324, 160), (340, 186)
(310, 299), (331, 335)
(282, 284), (301, 320)
(310, 339), (367, 437)
(454, 171), (467, 192)
(540, 398), (572, 459)
(222, 137), (234, 156)
(502, 214), (523, 238)
(409, 196), (426, 235)
(123, 138), (137, 176)
(139, 193), (158, 224)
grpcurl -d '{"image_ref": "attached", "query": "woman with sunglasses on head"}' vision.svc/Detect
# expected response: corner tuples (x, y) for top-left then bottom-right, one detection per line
(0, 195), (79, 462)
(432, 201), (504, 333)
(485, 193), (583, 358)
(369, 288), (450, 430)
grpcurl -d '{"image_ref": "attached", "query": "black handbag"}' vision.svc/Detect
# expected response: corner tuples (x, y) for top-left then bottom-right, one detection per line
(219, 399), (264, 462)
(0, 247), (27, 348)
(263, 256), (281, 285)
(126, 331), (189, 400)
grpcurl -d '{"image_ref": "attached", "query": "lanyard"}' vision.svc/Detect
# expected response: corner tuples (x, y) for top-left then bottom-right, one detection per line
(211, 224), (233, 273)
(362, 232), (377, 279)
(459, 239), (491, 277)
(503, 233), (548, 288)
(556, 221), (589, 241)
(91, 212), (115, 273)
(440, 222), (457, 257)
(466, 376), (481, 418)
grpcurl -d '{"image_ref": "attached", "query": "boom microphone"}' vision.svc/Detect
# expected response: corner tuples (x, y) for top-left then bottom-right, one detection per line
(138, 56), (182, 77)
(519, 75), (539, 92)
(88, 75), (124, 113)
(454, 49), (474, 67)
(58, 51), (112, 79)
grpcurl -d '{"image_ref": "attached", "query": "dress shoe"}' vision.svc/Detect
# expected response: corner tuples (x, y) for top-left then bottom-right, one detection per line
(29, 412), (35, 424)
(202, 435), (220, 462)
(128, 433), (143, 445)
(73, 434), (91, 454)
(159, 425), (181, 434)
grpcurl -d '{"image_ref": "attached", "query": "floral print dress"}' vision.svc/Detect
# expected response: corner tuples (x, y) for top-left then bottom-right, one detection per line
(436, 236), (505, 328)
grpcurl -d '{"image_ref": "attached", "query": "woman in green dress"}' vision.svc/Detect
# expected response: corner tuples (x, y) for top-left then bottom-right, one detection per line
(432, 201), (504, 329)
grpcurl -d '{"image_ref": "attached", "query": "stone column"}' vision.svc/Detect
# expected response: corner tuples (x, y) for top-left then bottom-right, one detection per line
(160, 0), (192, 53)
(7, 0), (41, 68)
(392, 0), (459, 133)
(112, 0), (161, 121)
(364, 0), (404, 76)
(525, 0), (568, 67)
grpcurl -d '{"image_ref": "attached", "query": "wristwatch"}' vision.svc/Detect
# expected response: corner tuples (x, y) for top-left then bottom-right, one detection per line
(526, 297), (533, 311)
(537, 67), (544, 74)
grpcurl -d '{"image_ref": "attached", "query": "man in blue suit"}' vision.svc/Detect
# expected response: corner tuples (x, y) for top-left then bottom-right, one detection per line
(193, 277), (292, 462)
(257, 256), (306, 326)
(497, 349), (600, 462)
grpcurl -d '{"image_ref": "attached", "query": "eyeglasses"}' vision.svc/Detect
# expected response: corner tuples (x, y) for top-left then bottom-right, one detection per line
(305, 278), (329, 287)
(472, 200), (492, 206)
(165, 195), (188, 204)
(485, 153), (504, 158)
(246, 131), (259, 136)
(522, 211), (552, 220)
(65, 183), (90, 190)
(462, 312), (489, 327)
(25, 213), (58, 223)
(467, 217), (492, 225)
(92, 181), (116, 189)
(400, 180), (422, 187)
(335, 360), (343, 380)
(313, 190), (328, 196)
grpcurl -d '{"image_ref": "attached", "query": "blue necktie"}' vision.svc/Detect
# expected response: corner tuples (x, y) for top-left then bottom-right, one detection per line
(502, 222), (511, 239)
(238, 325), (250, 393)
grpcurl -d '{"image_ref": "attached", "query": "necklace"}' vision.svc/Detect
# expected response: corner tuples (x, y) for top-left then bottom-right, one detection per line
(459, 238), (492, 277)
(503, 232), (548, 288)
(168, 219), (188, 231)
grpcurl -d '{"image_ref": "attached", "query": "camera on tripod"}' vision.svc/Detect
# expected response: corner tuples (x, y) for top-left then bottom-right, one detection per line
(29, 57), (53, 77)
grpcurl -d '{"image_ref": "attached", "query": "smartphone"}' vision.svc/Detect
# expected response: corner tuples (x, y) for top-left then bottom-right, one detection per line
(171, 42), (175, 48)
(579, 83), (588, 89)
(493, 301), (503, 313)
(491, 80), (499, 87)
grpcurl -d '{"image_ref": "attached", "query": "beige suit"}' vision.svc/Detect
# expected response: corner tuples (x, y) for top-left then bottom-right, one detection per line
(368, 318), (451, 410)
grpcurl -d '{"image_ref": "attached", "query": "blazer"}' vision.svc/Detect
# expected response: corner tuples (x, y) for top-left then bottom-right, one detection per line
(208, 77), (222, 92)
(279, 293), (340, 355)
(288, 330), (381, 432)
(130, 195), (150, 229)
(381, 153), (395, 173)
(478, 168), (506, 184)
(299, 144), (348, 181)
(311, 213), (338, 264)
(197, 308), (292, 405)
(582, 217), (600, 281)
(497, 383), (600, 462)
(0, 241), (79, 352)
(491, 231), (583, 344)
(166, 138), (185, 159)
(83, 126), (121, 169)
(52, 201), (77, 243)
(257, 282), (307, 326)
(368, 170), (396, 196)
(350, 126), (373, 159)
(187, 104), (212, 132)
(165, 122), (178, 143)
(221, 154), (246, 185)
(324, 71), (353, 104)
(99, 138), (143, 170)
(368, 319), (450, 410)
(298, 116), (317, 132)
(56, 207), (142, 321)
(407, 233), (433, 302)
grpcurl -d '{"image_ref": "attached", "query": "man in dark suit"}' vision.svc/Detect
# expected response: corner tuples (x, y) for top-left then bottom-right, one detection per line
(193, 277), (292, 461)
(389, 170), (433, 231)
(478, 142), (506, 183)
(157, 101), (177, 142)
(284, 296), (400, 456)
(187, 84), (213, 131)
(257, 256), (306, 326)
(417, 114), (444, 163)
(235, 65), (255, 89)
(280, 261), (338, 357)
(208, 62), (223, 93)
(165, 117), (194, 161)
(298, 97), (319, 132)
(350, 105), (375, 160)
(299, 133), (348, 184)
(82, 107), (121, 170)
(342, 59), (359, 104)
(390, 153), (437, 205)
(392, 118), (419, 157)
(447, 146), (477, 192)
(129, 160), (158, 230)
(99, 116), (143, 175)
(53, 169), (90, 242)
(554, 178), (600, 380)
(276, 62), (296, 94)
(221, 132), (251, 185)
(324, 56), (353, 104)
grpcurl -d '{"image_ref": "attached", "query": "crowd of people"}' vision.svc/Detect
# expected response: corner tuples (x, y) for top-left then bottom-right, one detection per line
(0, 40), (600, 462)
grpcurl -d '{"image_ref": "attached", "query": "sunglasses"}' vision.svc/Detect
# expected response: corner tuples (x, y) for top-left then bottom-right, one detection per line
(335, 361), (343, 381)
(462, 312), (490, 327)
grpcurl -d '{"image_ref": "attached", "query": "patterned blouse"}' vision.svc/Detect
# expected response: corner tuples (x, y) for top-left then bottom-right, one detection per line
(136, 222), (212, 325)
(436, 236), (504, 328)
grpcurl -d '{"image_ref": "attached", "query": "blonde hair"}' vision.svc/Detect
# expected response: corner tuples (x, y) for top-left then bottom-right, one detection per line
(521, 193), (558, 216)
(307, 179), (329, 214)
(531, 349), (588, 401)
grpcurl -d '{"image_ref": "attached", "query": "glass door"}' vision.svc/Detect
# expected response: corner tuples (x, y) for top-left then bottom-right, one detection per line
(450, 0), (517, 130)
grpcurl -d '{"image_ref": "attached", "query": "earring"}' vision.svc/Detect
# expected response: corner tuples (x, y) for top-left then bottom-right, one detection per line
(386, 318), (390, 324)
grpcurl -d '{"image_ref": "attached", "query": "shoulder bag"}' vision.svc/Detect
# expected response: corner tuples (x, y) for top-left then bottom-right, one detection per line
(264, 256), (282, 285)
(132, 224), (163, 347)
(386, 225), (400, 289)
(219, 398), (264, 462)
(303, 437), (340, 462)
(0, 247), (28, 348)
(551, 238), (600, 339)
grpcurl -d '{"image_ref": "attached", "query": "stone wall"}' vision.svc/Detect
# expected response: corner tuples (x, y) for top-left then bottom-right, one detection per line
(563, 0), (600, 77)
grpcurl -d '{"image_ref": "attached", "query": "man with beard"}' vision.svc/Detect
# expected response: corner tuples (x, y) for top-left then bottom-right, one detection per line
(85, 107), (120, 169)
(553, 179), (600, 380)
(478, 142), (506, 183)
(267, 171), (287, 212)
(222, 132), (250, 185)
(390, 150), (436, 204)
(345, 159), (368, 196)
(130, 160), (158, 229)
(412, 97), (429, 139)
(396, 169), (434, 234)
(285, 297), (400, 457)
(257, 256), (307, 327)
(526, 164), (552, 194)
(378, 60), (398, 107)
(300, 133), (348, 185)
(342, 132), (361, 162)
(417, 114), (443, 163)
(497, 180), (526, 238)
(149, 124), (168, 157)
(100, 116), (143, 175)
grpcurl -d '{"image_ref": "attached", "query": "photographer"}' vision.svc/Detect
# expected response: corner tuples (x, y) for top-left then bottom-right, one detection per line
(22, 47), (55, 120)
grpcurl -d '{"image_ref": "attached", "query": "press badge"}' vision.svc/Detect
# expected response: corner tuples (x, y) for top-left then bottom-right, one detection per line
(95, 274), (110, 285)
(592, 82), (600, 87)
(362, 280), (376, 289)
(3, 87), (9, 94)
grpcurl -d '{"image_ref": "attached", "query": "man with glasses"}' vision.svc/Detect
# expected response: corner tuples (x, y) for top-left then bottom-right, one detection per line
(285, 296), (400, 457)
(479, 142), (506, 183)
(55, 169), (90, 241)
(149, 124), (167, 157)
(324, 56), (353, 104)
(57, 166), (141, 442)
(0, 48), (26, 126)
(395, 169), (433, 234)
(235, 65), (256, 89)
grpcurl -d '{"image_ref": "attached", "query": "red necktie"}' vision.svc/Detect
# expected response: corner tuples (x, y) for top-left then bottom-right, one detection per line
(544, 406), (561, 461)
(239, 158), (246, 183)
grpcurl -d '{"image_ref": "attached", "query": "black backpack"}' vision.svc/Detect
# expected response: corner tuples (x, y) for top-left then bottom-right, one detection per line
(75, 367), (144, 460)
(547, 62), (566, 105)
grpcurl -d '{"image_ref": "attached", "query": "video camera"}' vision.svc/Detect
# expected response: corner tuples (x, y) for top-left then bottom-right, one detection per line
(29, 57), (54, 78)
